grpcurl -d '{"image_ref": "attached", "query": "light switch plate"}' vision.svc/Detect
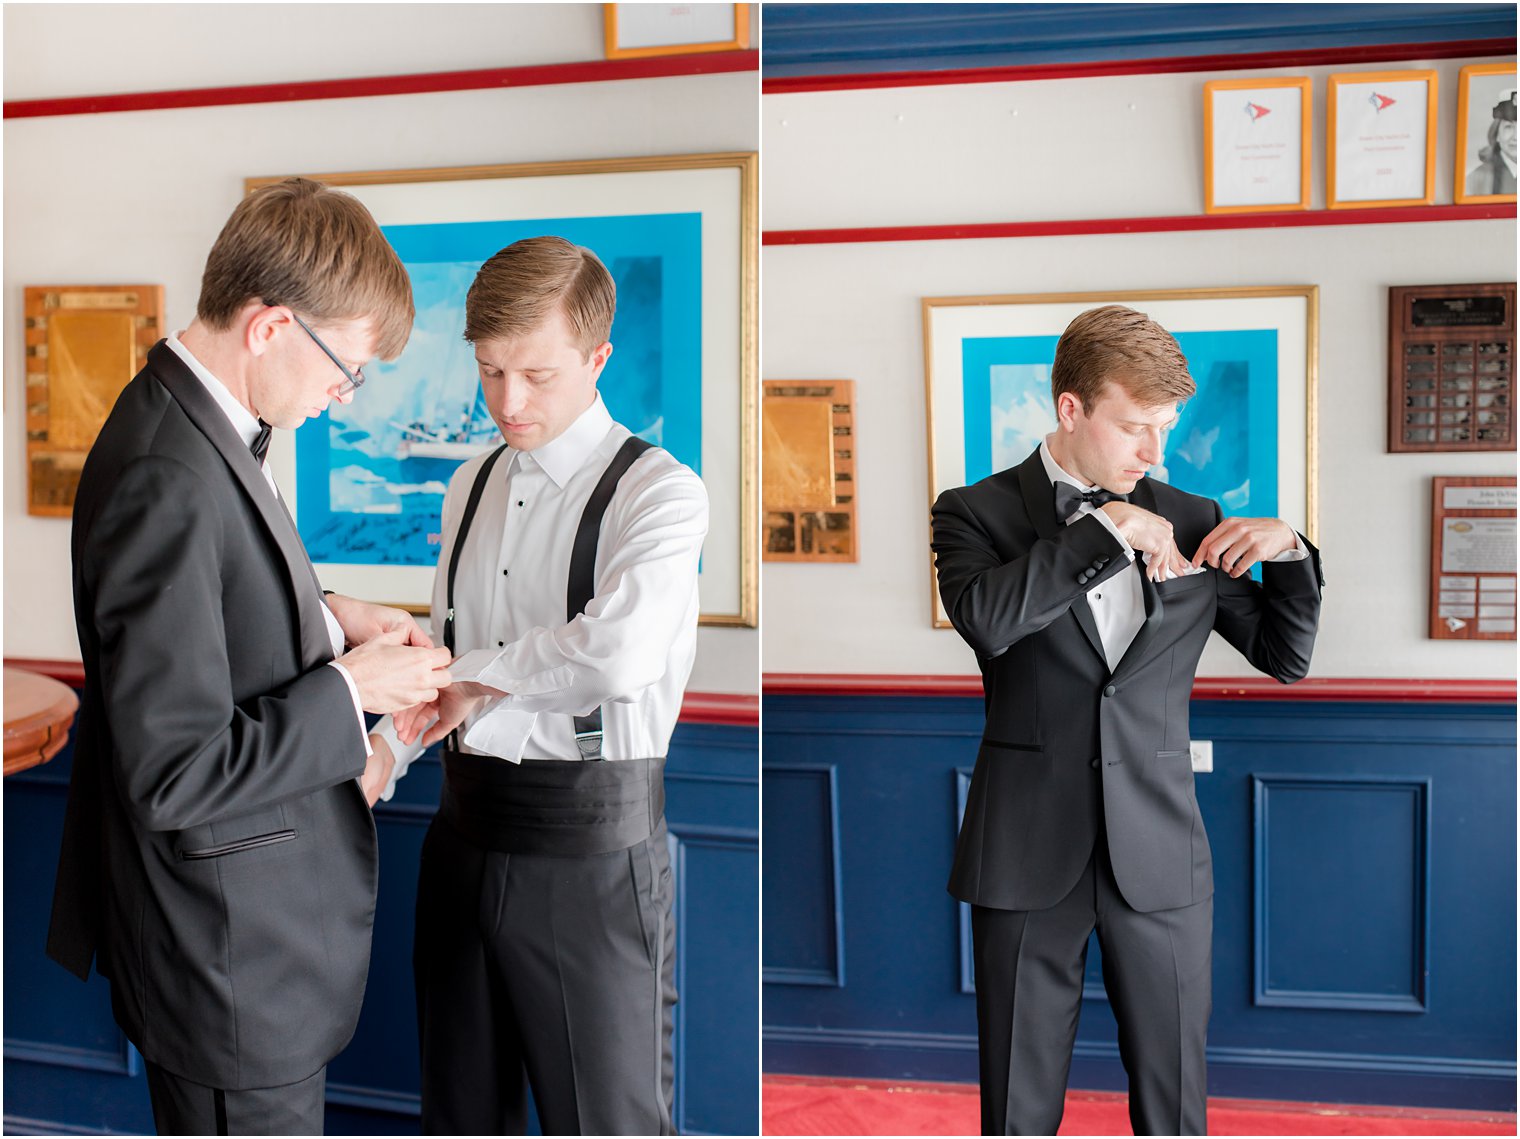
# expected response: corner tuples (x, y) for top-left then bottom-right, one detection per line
(1190, 739), (1213, 773)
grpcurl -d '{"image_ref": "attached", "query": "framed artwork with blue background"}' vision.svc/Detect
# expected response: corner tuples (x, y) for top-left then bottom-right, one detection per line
(923, 287), (1318, 627)
(256, 153), (757, 626)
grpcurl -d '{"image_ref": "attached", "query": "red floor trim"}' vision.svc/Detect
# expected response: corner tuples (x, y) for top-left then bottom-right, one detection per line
(4, 51), (758, 119)
(763, 673), (1517, 703)
(2, 658), (758, 726)
(763, 1075), (1518, 1136)
(762, 38), (1517, 94)
(764, 204), (1516, 246)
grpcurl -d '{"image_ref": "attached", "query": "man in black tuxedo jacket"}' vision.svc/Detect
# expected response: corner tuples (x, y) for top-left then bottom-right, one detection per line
(932, 305), (1323, 1135)
(47, 178), (453, 1135)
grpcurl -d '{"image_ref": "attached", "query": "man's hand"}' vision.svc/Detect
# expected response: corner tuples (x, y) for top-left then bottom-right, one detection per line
(395, 680), (506, 748)
(1100, 501), (1192, 582)
(360, 734), (396, 807)
(1192, 517), (1297, 578)
(325, 593), (433, 649)
(337, 630), (453, 713)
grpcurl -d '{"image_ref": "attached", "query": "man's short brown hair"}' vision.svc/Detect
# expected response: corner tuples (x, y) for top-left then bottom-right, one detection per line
(463, 237), (616, 358)
(1051, 305), (1196, 411)
(196, 177), (414, 360)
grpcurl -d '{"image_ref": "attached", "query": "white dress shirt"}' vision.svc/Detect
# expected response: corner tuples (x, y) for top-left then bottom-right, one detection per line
(375, 396), (707, 797)
(166, 334), (369, 752)
(1039, 437), (1305, 671)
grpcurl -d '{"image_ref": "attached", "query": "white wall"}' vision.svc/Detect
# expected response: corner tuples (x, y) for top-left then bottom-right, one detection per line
(762, 57), (1517, 680)
(2, 4), (759, 695)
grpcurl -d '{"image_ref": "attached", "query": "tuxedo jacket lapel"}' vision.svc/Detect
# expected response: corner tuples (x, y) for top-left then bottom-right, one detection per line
(148, 342), (333, 672)
(1015, 450), (1107, 666)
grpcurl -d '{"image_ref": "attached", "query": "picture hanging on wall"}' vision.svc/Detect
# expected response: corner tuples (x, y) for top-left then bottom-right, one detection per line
(922, 286), (1319, 628)
(1327, 70), (1438, 209)
(762, 379), (857, 563)
(1202, 76), (1312, 214)
(1454, 63), (1517, 206)
(250, 153), (758, 627)
(604, 4), (750, 59)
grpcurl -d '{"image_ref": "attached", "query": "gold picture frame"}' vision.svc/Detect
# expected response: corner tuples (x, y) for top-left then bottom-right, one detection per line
(922, 286), (1319, 628)
(248, 153), (758, 628)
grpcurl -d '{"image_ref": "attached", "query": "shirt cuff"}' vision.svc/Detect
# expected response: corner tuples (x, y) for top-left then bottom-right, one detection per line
(460, 705), (538, 763)
(370, 715), (428, 802)
(326, 661), (372, 758)
(1269, 532), (1309, 562)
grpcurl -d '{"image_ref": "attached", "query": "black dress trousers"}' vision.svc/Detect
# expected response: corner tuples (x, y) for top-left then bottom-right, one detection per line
(414, 813), (677, 1135)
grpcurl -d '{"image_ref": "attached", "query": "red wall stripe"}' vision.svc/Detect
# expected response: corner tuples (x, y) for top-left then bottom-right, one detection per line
(3, 659), (758, 727)
(764, 203), (1517, 247)
(762, 39), (1516, 95)
(763, 673), (1517, 703)
(4, 50), (758, 120)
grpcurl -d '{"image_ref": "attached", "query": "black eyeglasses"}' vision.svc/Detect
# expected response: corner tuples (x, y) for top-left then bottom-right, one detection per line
(289, 311), (366, 397)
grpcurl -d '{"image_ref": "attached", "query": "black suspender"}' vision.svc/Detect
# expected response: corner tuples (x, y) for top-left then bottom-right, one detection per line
(442, 434), (654, 760)
(568, 435), (653, 759)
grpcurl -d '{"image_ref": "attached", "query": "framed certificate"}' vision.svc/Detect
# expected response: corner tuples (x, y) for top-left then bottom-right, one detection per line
(1429, 477), (1516, 641)
(1203, 77), (1312, 214)
(604, 4), (750, 60)
(1454, 63), (1517, 206)
(1327, 70), (1438, 209)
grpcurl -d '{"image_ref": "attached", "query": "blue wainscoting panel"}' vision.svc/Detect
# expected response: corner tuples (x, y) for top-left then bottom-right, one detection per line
(1254, 776), (1431, 1012)
(762, 765), (845, 987)
(762, 693), (1517, 1111)
(3, 704), (757, 1137)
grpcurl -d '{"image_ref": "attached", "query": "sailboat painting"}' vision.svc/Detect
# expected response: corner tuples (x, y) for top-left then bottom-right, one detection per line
(293, 211), (703, 567)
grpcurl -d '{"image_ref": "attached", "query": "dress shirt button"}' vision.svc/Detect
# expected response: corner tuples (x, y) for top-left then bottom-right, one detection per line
(498, 640), (504, 647)
(1103, 684), (1116, 697)
(502, 568), (509, 576)
(517, 500), (525, 507)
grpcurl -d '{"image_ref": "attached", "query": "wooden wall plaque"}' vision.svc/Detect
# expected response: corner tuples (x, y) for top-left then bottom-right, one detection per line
(1429, 476), (1516, 640)
(24, 285), (162, 516)
(762, 380), (857, 562)
(1388, 283), (1514, 453)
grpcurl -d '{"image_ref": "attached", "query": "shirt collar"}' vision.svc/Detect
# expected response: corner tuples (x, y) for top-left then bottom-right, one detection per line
(166, 332), (262, 450)
(516, 395), (615, 488)
(1039, 436), (1097, 491)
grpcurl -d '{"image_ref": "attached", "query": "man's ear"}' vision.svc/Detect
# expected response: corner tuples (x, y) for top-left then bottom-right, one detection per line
(589, 340), (613, 381)
(1054, 391), (1084, 432)
(243, 302), (288, 359)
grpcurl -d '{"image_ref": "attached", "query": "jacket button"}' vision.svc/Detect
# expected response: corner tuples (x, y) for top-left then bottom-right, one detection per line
(1090, 758), (1100, 770)
(1103, 684), (1116, 697)
(1090, 559), (1104, 570)
(1078, 572), (1090, 583)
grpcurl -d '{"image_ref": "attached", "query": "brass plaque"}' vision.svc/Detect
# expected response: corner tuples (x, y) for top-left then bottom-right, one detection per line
(23, 285), (163, 516)
(763, 380), (857, 562)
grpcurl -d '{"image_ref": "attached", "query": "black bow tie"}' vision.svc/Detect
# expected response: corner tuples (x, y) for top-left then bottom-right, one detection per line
(250, 420), (272, 466)
(1053, 481), (1126, 522)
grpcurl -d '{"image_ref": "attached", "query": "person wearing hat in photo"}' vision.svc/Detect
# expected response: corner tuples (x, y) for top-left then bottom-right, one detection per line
(1467, 88), (1517, 197)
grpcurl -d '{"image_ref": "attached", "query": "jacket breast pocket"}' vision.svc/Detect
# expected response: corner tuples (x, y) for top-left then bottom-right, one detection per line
(1155, 571), (1212, 598)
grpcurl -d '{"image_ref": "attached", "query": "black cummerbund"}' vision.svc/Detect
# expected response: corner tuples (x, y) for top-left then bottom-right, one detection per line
(439, 750), (666, 856)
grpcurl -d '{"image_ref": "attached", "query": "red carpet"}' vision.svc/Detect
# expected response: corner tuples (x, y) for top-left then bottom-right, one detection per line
(762, 1075), (1518, 1136)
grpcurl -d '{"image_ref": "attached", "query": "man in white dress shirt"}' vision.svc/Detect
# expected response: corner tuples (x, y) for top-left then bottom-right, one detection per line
(370, 236), (707, 1135)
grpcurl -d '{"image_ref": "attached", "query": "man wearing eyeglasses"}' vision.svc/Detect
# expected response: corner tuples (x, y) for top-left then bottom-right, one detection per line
(47, 177), (453, 1135)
